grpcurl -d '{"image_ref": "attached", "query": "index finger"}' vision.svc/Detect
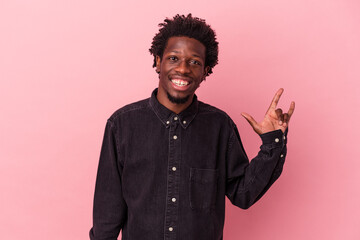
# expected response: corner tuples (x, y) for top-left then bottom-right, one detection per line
(267, 88), (284, 112)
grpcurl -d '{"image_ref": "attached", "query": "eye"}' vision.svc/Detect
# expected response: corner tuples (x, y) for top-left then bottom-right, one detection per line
(168, 56), (178, 61)
(190, 59), (202, 66)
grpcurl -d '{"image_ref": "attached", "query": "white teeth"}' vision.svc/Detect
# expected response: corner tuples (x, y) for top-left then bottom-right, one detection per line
(171, 79), (189, 86)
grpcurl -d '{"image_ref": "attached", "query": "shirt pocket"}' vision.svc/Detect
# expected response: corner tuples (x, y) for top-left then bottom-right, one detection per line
(189, 168), (219, 211)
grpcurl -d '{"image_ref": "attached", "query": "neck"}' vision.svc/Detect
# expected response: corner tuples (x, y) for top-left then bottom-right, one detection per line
(156, 90), (193, 114)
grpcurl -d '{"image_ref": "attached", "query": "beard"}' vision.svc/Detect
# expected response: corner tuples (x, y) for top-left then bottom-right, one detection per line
(166, 91), (190, 104)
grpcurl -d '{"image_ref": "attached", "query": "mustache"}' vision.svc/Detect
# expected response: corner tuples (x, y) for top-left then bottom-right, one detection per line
(169, 74), (193, 81)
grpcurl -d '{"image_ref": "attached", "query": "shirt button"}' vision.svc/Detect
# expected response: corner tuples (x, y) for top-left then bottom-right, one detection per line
(174, 116), (178, 121)
(172, 167), (176, 171)
(283, 135), (286, 140)
(169, 227), (173, 232)
(172, 198), (176, 202)
(275, 138), (279, 143)
(166, 121), (170, 125)
(183, 120), (187, 124)
(173, 135), (178, 140)
(280, 154), (284, 158)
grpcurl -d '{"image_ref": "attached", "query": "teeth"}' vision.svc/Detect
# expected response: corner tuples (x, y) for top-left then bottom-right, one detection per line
(171, 79), (189, 86)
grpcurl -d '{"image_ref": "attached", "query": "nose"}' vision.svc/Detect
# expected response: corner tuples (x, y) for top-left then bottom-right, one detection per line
(175, 60), (191, 74)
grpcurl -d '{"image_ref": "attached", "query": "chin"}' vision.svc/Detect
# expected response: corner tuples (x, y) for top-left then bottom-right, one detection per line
(167, 91), (190, 104)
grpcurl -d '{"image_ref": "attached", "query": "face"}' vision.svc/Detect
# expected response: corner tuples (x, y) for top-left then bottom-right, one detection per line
(156, 36), (209, 105)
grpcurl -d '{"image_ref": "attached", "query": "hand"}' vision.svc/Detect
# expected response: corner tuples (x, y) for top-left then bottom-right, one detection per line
(241, 88), (295, 134)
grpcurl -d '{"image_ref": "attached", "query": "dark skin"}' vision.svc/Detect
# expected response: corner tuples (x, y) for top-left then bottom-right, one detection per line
(241, 88), (295, 134)
(156, 36), (295, 134)
(156, 36), (209, 114)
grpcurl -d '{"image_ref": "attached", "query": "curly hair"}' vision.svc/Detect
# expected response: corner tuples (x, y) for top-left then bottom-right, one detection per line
(149, 14), (219, 76)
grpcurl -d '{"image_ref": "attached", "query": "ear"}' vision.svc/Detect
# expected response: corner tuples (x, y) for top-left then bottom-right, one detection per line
(155, 56), (161, 73)
(202, 66), (210, 81)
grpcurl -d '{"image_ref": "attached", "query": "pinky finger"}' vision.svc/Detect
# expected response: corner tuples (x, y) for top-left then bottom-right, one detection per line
(288, 101), (295, 118)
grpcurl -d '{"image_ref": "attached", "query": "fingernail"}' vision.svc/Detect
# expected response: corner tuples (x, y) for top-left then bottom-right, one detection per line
(279, 121), (283, 125)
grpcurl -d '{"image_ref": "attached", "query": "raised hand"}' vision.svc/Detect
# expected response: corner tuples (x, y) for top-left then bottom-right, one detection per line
(241, 88), (295, 135)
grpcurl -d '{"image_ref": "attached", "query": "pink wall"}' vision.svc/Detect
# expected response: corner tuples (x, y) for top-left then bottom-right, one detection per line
(1, 0), (359, 239)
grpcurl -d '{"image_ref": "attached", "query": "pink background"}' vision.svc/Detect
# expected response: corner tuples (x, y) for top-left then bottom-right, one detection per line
(1, 0), (359, 239)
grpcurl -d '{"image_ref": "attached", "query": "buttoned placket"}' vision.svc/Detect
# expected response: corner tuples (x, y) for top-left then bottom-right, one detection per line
(164, 115), (181, 240)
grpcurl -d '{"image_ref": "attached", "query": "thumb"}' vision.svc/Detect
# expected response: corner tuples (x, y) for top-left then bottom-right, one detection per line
(241, 112), (259, 132)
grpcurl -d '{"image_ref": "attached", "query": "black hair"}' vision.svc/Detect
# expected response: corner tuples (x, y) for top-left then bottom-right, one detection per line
(149, 14), (219, 76)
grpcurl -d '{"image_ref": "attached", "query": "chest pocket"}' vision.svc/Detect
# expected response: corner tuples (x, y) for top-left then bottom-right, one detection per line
(189, 168), (219, 211)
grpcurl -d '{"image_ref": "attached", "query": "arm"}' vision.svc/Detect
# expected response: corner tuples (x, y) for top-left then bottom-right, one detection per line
(252, 128), (288, 204)
(89, 120), (127, 240)
(225, 126), (287, 209)
(226, 89), (294, 209)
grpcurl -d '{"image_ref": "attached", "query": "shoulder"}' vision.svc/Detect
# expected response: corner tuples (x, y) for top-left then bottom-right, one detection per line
(197, 101), (236, 128)
(108, 98), (150, 123)
(198, 101), (233, 120)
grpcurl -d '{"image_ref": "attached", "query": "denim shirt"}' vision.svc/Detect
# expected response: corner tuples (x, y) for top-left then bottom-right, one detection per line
(90, 89), (288, 240)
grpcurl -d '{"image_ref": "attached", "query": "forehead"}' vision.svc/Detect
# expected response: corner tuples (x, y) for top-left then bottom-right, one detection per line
(164, 36), (206, 59)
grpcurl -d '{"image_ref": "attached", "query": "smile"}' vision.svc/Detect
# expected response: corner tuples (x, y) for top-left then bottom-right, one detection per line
(171, 79), (189, 86)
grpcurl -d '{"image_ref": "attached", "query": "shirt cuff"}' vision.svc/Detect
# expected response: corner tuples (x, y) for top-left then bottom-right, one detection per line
(259, 129), (286, 146)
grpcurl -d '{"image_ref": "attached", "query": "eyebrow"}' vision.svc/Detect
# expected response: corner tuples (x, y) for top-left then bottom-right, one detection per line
(168, 50), (203, 58)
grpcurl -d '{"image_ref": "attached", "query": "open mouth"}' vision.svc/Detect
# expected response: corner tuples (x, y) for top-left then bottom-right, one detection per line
(171, 79), (189, 86)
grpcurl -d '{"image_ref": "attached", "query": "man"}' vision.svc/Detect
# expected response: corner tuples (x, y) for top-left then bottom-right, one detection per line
(90, 14), (295, 240)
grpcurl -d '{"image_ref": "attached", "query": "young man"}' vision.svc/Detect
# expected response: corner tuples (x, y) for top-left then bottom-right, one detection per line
(90, 14), (295, 240)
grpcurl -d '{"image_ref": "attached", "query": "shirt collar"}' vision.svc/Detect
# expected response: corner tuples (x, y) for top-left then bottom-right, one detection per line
(149, 88), (198, 129)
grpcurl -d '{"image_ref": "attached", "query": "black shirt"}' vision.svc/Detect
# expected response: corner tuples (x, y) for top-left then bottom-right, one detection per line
(90, 89), (288, 240)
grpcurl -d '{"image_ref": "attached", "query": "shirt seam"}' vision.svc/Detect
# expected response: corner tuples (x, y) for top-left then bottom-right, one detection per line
(107, 119), (123, 167)
(110, 102), (150, 122)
